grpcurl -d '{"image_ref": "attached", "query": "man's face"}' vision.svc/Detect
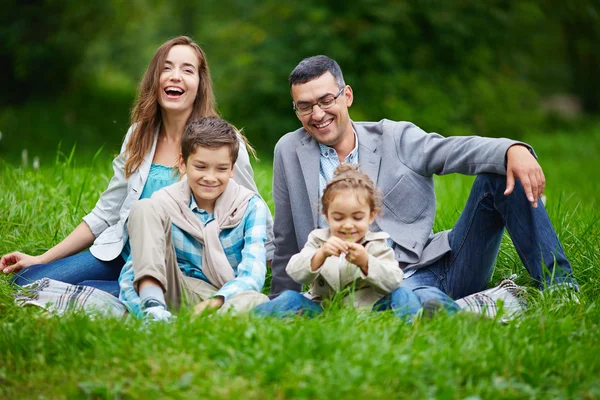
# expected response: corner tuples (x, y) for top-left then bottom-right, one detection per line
(291, 72), (353, 149)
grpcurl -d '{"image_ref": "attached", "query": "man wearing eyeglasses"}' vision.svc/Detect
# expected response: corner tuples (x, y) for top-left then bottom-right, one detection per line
(269, 55), (577, 303)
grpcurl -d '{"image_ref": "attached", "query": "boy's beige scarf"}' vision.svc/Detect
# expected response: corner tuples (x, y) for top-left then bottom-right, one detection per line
(151, 178), (254, 288)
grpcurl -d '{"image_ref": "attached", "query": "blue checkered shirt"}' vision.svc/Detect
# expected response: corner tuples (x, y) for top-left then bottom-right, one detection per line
(318, 131), (359, 228)
(119, 194), (268, 318)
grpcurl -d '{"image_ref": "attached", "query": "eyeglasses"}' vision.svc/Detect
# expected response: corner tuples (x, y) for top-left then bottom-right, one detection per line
(293, 86), (345, 116)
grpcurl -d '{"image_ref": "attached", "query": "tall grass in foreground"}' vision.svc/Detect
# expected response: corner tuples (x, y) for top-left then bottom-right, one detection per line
(0, 129), (599, 399)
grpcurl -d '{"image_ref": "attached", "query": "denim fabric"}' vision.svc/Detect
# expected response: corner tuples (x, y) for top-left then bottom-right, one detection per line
(373, 285), (459, 318)
(403, 173), (577, 299)
(78, 280), (121, 297)
(253, 290), (323, 318)
(253, 286), (453, 321)
(371, 286), (422, 319)
(12, 250), (124, 295)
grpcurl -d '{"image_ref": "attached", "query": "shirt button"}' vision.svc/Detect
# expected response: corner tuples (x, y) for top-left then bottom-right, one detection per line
(318, 278), (325, 287)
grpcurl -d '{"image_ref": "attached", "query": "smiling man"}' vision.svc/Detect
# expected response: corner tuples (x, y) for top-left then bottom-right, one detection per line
(269, 55), (578, 301)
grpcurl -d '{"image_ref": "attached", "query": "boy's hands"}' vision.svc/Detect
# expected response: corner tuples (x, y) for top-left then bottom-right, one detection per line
(193, 296), (224, 315)
(345, 242), (369, 274)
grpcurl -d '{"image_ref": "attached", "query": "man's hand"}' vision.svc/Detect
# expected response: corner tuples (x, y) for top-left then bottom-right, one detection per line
(504, 144), (546, 208)
(1, 252), (43, 274)
(193, 296), (224, 315)
(345, 242), (369, 274)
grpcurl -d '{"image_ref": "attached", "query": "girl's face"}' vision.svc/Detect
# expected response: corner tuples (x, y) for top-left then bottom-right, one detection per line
(325, 189), (375, 243)
(157, 45), (200, 116)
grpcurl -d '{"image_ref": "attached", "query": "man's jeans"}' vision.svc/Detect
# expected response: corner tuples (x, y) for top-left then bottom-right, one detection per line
(12, 250), (123, 296)
(253, 286), (459, 320)
(402, 173), (577, 299)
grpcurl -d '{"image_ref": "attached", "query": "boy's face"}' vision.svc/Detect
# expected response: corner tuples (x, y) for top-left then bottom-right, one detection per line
(179, 145), (235, 212)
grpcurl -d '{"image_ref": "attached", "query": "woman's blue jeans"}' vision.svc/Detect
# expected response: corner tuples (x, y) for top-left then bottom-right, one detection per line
(11, 250), (123, 297)
(402, 173), (577, 299)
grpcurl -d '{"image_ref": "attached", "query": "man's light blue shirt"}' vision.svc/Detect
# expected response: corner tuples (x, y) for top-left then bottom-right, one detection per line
(318, 130), (359, 228)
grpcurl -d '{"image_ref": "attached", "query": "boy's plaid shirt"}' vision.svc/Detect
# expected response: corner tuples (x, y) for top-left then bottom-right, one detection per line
(119, 195), (268, 317)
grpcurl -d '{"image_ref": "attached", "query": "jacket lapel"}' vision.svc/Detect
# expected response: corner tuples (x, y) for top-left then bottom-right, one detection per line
(355, 123), (382, 187)
(296, 134), (320, 228)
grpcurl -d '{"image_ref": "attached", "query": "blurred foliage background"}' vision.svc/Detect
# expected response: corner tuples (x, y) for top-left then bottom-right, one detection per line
(0, 0), (599, 163)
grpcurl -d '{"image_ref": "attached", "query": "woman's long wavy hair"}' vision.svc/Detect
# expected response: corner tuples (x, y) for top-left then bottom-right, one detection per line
(124, 36), (218, 178)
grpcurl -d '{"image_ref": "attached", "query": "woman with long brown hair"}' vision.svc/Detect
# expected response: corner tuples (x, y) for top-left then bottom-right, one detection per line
(1, 36), (273, 295)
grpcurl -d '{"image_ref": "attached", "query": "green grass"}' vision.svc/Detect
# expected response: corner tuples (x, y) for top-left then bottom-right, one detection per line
(1, 128), (599, 399)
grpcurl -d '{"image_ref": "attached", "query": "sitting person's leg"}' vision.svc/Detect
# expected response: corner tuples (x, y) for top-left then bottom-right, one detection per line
(407, 173), (576, 300)
(12, 250), (124, 288)
(410, 286), (460, 315)
(128, 199), (188, 319)
(373, 285), (458, 319)
(253, 290), (323, 318)
(78, 279), (121, 296)
(372, 286), (421, 319)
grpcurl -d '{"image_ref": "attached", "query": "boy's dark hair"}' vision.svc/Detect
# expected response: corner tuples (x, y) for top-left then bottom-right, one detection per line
(288, 55), (345, 89)
(182, 117), (239, 163)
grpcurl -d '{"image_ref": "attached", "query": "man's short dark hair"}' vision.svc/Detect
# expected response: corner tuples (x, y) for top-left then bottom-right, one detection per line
(182, 117), (239, 164)
(288, 55), (345, 88)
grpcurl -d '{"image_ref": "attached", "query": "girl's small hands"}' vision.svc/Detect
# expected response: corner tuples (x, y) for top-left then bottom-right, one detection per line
(321, 236), (349, 258)
(345, 242), (369, 273)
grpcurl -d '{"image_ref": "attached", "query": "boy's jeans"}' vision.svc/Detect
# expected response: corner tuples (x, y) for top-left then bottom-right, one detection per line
(402, 173), (577, 299)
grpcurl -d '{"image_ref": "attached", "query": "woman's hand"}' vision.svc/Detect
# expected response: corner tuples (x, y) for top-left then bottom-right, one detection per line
(1, 252), (44, 274)
(345, 242), (369, 274)
(1, 222), (96, 275)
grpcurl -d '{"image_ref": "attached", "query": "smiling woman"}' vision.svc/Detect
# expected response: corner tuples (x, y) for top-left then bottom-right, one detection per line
(1, 36), (274, 297)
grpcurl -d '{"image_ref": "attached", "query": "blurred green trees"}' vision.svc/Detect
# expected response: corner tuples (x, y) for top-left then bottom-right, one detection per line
(1, 0), (598, 158)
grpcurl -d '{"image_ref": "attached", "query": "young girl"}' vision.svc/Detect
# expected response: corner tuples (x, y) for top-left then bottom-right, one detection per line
(2, 36), (273, 295)
(254, 164), (458, 319)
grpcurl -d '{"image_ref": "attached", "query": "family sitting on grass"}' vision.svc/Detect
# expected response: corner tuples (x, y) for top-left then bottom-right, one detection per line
(1, 36), (577, 321)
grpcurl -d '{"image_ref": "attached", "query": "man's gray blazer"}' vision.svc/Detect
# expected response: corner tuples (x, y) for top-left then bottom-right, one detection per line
(270, 119), (526, 297)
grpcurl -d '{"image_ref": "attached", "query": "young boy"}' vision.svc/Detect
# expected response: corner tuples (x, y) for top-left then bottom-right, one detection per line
(119, 117), (269, 320)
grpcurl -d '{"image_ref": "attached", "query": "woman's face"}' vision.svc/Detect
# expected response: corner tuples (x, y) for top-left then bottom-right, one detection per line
(157, 45), (200, 116)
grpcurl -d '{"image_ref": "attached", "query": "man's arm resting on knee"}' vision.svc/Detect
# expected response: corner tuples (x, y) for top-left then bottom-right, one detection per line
(504, 144), (545, 208)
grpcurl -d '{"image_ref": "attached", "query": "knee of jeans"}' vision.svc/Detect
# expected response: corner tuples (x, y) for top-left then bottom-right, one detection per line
(391, 287), (420, 306)
(391, 286), (416, 300)
(412, 286), (447, 301)
(277, 290), (304, 303)
(474, 173), (504, 191)
(11, 273), (25, 286)
(11, 267), (41, 286)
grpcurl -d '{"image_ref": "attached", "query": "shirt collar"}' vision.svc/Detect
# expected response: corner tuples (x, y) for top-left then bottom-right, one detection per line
(189, 194), (210, 215)
(318, 129), (359, 162)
